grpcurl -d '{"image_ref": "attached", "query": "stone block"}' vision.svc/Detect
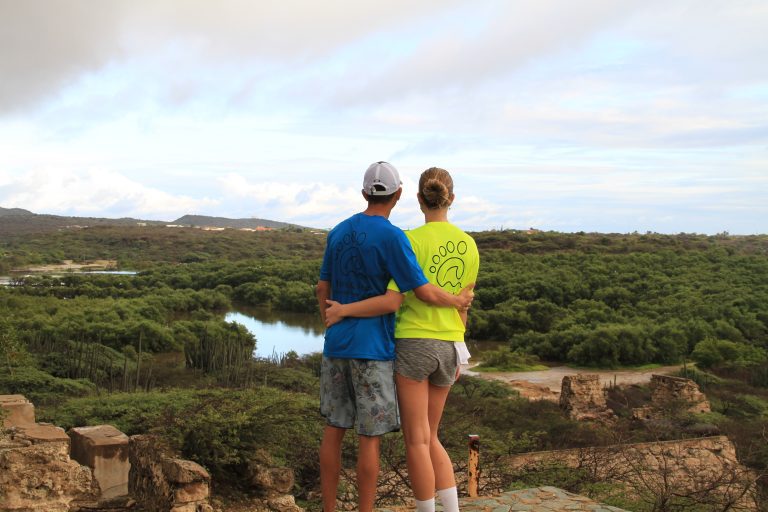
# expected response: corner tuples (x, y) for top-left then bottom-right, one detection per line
(17, 423), (71, 451)
(162, 458), (210, 484)
(69, 425), (130, 499)
(173, 481), (210, 503)
(267, 494), (303, 512)
(0, 394), (36, 427)
(128, 435), (212, 511)
(169, 504), (198, 512)
(0, 430), (97, 511)
(560, 374), (614, 421)
(249, 463), (295, 495)
(649, 374), (711, 414)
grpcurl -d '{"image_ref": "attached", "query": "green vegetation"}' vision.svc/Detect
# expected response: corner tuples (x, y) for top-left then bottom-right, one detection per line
(469, 242), (768, 368)
(474, 346), (548, 372)
(46, 387), (321, 491)
(1, 225), (767, 508)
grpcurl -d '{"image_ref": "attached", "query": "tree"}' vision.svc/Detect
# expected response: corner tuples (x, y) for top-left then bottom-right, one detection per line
(0, 317), (28, 375)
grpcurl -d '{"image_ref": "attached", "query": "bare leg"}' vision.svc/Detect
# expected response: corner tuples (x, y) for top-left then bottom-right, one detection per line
(427, 383), (455, 491)
(357, 434), (381, 512)
(320, 425), (346, 512)
(396, 373), (435, 500)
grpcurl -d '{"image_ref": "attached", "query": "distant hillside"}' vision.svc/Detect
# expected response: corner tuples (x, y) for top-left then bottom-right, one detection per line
(0, 207), (304, 236)
(0, 207), (165, 236)
(0, 207), (34, 217)
(171, 215), (301, 230)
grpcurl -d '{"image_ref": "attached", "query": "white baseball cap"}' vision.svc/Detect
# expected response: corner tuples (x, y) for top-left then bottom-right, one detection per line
(363, 161), (402, 196)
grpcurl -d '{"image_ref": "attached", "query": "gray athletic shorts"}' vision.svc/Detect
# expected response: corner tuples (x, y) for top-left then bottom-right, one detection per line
(319, 357), (400, 436)
(395, 338), (458, 387)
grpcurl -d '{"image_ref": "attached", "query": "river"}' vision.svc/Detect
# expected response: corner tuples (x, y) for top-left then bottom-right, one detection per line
(224, 309), (681, 395)
(225, 307), (509, 360)
(225, 307), (326, 359)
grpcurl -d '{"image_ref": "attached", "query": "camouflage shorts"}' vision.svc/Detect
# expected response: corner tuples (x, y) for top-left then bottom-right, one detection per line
(320, 357), (400, 436)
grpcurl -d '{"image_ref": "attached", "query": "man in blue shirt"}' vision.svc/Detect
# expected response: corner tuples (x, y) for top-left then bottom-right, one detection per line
(316, 162), (473, 512)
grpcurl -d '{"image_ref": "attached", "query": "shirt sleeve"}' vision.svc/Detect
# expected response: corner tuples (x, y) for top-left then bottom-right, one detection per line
(387, 229), (428, 293)
(466, 237), (480, 285)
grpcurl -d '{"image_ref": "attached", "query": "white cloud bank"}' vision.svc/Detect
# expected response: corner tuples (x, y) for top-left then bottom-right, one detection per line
(0, 1), (766, 234)
(0, 169), (217, 219)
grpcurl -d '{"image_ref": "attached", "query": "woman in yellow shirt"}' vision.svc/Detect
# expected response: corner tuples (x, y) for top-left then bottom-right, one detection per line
(325, 168), (479, 512)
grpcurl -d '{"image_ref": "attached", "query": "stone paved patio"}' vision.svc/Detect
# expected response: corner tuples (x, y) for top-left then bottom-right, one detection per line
(376, 486), (630, 512)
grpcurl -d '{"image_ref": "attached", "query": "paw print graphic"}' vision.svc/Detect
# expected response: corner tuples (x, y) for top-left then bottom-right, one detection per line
(336, 231), (367, 277)
(429, 240), (467, 290)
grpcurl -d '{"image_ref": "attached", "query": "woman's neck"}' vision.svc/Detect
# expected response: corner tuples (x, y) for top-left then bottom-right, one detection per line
(423, 208), (449, 223)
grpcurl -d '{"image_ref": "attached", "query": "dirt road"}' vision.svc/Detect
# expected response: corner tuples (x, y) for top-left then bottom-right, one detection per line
(11, 259), (117, 272)
(462, 364), (684, 401)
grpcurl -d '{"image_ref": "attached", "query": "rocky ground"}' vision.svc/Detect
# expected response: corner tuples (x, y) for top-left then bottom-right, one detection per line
(376, 486), (629, 512)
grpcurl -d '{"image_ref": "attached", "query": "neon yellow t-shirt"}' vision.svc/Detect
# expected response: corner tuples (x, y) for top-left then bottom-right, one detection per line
(388, 222), (479, 342)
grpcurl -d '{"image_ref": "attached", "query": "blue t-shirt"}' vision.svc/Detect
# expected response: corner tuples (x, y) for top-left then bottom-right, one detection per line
(319, 212), (428, 360)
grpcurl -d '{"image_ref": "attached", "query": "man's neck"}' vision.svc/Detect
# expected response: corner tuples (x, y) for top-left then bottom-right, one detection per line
(363, 203), (394, 219)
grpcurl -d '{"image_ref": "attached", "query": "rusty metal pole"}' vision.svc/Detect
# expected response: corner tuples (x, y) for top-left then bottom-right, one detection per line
(467, 434), (480, 497)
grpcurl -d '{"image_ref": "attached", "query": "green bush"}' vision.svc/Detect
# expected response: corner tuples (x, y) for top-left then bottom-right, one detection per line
(0, 366), (96, 404)
(691, 338), (768, 369)
(476, 346), (547, 372)
(45, 388), (322, 492)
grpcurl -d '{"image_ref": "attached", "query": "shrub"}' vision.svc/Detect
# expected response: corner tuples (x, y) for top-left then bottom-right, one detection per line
(691, 338), (768, 369)
(476, 346), (547, 372)
(44, 387), (322, 492)
(0, 366), (96, 404)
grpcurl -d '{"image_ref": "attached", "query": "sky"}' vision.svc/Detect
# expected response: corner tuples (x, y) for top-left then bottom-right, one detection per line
(0, 1), (766, 234)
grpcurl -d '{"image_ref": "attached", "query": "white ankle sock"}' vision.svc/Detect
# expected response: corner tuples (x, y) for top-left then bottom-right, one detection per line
(415, 497), (435, 512)
(437, 487), (459, 512)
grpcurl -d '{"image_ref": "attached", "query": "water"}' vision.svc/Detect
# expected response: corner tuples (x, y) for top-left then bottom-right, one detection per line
(225, 307), (506, 360)
(225, 307), (325, 358)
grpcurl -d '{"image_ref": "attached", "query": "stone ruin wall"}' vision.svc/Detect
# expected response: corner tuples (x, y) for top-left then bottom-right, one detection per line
(501, 436), (756, 510)
(1, 394), (303, 512)
(559, 372), (711, 422)
(633, 374), (711, 420)
(128, 435), (213, 512)
(650, 374), (711, 412)
(0, 394), (214, 512)
(1, 395), (97, 511)
(559, 374), (614, 421)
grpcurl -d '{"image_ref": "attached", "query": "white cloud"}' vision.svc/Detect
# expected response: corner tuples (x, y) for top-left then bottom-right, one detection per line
(217, 173), (364, 227)
(0, 0), (465, 112)
(0, 1), (766, 235)
(0, 168), (217, 219)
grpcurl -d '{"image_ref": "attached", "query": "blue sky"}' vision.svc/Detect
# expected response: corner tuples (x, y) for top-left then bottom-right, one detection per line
(0, 0), (766, 234)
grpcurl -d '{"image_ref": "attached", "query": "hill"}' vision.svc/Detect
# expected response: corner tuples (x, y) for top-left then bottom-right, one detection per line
(0, 207), (304, 236)
(0, 207), (165, 236)
(0, 207), (34, 217)
(171, 214), (301, 230)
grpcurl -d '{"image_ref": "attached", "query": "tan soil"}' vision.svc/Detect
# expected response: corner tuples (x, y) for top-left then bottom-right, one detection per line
(12, 259), (117, 272)
(461, 364), (684, 401)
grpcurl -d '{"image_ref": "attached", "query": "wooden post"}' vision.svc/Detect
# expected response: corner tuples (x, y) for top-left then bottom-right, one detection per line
(468, 434), (480, 497)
